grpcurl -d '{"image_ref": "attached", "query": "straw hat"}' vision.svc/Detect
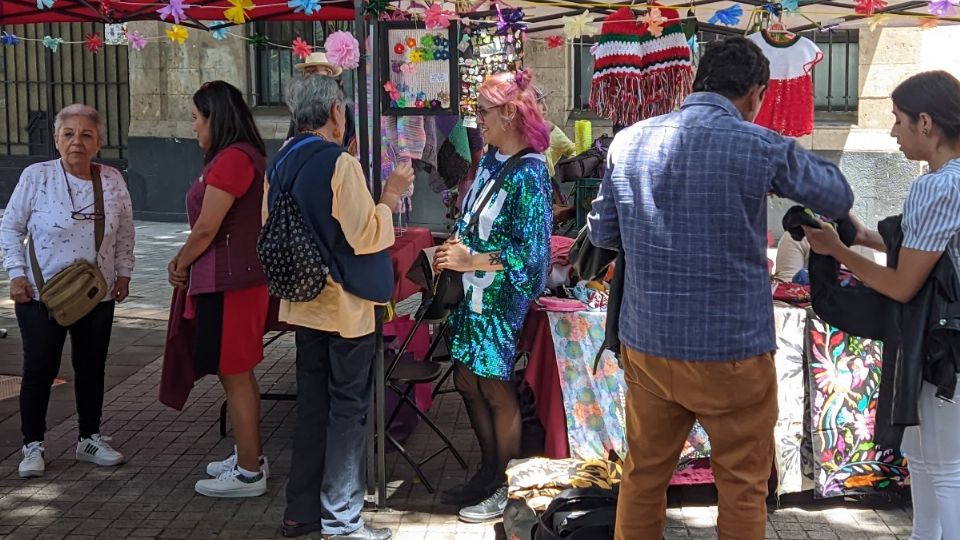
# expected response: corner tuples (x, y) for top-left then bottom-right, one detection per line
(294, 52), (343, 77)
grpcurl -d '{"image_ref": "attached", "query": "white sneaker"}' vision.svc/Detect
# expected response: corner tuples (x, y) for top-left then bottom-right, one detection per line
(195, 466), (267, 498)
(76, 434), (124, 466)
(18, 442), (44, 478)
(206, 446), (270, 479)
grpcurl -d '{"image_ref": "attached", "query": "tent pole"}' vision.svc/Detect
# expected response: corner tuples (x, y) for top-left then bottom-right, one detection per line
(369, 13), (388, 511)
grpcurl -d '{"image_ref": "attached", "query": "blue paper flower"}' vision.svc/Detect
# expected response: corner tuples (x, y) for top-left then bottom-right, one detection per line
(782, 0), (800, 12)
(36, 0), (55, 9)
(211, 23), (229, 40)
(1, 32), (19, 46)
(762, 2), (782, 17)
(708, 4), (743, 26)
(687, 35), (699, 57)
(288, 0), (321, 16)
(42, 35), (64, 52)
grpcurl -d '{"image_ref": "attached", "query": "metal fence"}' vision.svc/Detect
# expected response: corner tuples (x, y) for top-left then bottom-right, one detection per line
(251, 20), (355, 107)
(0, 22), (130, 162)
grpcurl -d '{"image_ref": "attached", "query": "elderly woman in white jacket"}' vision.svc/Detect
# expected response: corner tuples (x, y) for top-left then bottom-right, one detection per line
(0, 104), (135, 479)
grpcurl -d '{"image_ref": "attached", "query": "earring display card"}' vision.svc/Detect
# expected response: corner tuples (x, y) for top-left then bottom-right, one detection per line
(380, 21), (459, 117)
(458, 24), (524, 127)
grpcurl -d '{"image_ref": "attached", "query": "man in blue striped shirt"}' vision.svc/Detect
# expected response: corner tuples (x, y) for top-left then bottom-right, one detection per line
(588, 37), (854, 539)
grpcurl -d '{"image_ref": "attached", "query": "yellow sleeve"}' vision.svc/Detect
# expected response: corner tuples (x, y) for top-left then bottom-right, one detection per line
(330, 153), (395, 255)
(261, 175), (269, 226)
(552, 126), (577, 158)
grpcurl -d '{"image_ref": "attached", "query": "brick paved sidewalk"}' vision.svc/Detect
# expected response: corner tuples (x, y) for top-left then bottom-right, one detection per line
(0, 222), (915, 540)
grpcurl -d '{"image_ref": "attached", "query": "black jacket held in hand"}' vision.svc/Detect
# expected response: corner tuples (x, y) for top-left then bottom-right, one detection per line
(784, 207), (960, 448)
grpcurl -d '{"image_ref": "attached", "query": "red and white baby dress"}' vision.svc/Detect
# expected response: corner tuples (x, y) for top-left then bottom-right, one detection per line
(747, 31), (823, 137)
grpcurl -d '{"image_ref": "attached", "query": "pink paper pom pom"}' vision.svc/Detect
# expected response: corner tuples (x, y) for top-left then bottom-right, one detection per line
(324, 31), (360, 70)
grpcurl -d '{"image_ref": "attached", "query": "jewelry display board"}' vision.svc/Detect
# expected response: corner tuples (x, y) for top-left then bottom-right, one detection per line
(458, 23), (524, 126)
(379, 21), (459, 116)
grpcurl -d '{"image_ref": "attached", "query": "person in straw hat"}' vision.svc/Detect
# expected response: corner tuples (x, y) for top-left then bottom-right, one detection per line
(286, 52), (356, 155)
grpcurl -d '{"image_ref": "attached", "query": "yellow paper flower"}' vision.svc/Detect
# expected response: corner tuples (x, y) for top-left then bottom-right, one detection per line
(166, 24), (188, 44)
(639, 7), (667, 38)
(224, 0), (255, 25)
(868, 13), (891, 31)
(562, 10), (598, 40)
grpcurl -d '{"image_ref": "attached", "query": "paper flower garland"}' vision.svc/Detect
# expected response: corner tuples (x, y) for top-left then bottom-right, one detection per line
(324, 31), (360, 70)
(292, 37), (312, 60)
(211, 23), (229, 40)
(157, 0), (187, 24)
(225, 0), (256, 25)
(166, 25), (189, 45)
(43, 36), (64, 52)
(1, 32), (19, 46)
(364, 0), (390, 16)
(496, 7), (526, 36)
(546, 35), (565, 49)
(128, 30), (147, 51)
(708, 4), (743, 26)
(918, 16), (939, 27)
(562, 10), (598, 40)
(782, 0), (799, 12)
(855, 0), (887, 15)
(248, 34), (270, 48)
(85, 33), (103, 53)
(639, 7), (668, 38)
(288, 0), (321, 16)
(928, 0), (958, 17)
(425, 2), (454, 29)
(36, 0), (55, 9)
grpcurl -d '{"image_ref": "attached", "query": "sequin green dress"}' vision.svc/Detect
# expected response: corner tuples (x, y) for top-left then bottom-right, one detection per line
(448, 150), (552, 381)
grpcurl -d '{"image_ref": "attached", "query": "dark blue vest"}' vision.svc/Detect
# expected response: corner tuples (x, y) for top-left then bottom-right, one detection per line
(267, 135), (394, 303)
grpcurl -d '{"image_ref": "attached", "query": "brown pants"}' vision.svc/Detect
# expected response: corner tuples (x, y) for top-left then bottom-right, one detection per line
(614, 347), (778, 540)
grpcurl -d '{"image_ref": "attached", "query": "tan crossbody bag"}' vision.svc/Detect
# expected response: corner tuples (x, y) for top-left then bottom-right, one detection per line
(28, 164), (108, 327)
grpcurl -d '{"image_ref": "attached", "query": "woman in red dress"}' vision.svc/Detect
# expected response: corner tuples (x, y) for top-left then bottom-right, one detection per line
(167, 81), (270, 498)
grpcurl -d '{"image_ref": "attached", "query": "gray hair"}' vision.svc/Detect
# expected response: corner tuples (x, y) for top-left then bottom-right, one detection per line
(54, 104), (105, 141)
(285, 74), (344, 133)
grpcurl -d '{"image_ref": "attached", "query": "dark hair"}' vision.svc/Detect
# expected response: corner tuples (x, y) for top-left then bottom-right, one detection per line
(692, 36), (770, 100)
(192, 81), (266, 163)
(891, 71), (960, 141)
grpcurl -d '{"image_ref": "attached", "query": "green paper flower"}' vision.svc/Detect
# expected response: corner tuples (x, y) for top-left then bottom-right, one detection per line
(247, 33), (270, 48)
(420, 35), (434, 48)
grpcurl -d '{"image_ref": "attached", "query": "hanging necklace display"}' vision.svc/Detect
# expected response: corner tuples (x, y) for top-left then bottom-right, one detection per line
(458, 10), (525, 128)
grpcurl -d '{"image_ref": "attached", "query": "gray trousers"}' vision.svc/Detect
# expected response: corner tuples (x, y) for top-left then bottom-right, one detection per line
(284, 328), (375, 535)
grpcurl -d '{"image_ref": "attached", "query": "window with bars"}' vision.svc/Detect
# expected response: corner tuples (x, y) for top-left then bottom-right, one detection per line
(250, 21), (355, 107)
(572, 29), (859, 115)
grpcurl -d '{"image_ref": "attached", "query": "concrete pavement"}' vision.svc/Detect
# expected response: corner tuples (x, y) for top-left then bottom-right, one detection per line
(0, 221), (915, 539)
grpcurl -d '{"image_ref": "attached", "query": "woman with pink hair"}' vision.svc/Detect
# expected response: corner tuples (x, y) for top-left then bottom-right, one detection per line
(433, 69), (553, 522)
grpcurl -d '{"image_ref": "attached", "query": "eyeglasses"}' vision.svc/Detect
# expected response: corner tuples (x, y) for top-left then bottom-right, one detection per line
(477, 105), (503, 117)
(71, 202), (104, 222)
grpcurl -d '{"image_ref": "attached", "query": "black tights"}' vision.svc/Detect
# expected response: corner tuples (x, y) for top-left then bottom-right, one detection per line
(453, 362), (521, 486)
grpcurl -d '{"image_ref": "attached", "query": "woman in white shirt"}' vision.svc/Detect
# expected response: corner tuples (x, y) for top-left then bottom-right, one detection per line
(0, 104), (135, 479)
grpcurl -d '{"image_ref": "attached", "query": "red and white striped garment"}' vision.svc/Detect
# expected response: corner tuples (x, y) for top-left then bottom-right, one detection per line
(747, 32), (823, 137)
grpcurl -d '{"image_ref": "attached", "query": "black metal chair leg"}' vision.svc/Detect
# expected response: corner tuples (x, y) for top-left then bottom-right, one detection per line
(396, 391), (468, 469)
(431, 363), (456, 399)
(385, 431), (435, 493)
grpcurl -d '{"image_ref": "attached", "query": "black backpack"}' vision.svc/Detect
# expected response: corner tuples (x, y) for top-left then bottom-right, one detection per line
(534, 488), (618, 540)
(257, 136), (330, 302)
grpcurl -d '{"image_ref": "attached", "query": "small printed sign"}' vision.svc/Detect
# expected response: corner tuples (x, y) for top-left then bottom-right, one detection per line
(104, 23), (127, 45)
(429, 72), (449, 84)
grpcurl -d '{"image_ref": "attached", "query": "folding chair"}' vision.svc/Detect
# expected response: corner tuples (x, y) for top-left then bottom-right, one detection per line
(383, 250), (468, 493)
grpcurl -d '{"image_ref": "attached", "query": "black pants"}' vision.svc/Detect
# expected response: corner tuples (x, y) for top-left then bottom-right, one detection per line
(16, 300), (115, 445)
(285, 328), (374, 533)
